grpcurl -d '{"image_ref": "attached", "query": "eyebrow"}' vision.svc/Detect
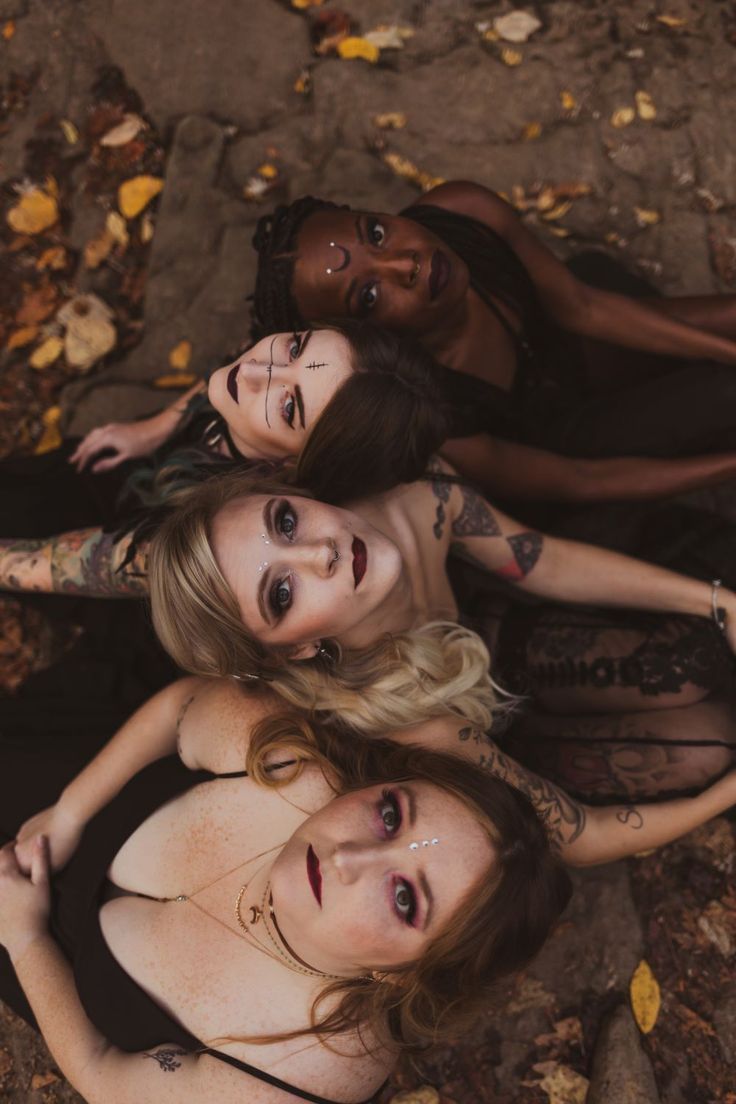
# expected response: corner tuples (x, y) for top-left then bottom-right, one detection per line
(398, 784), (416, 827)
(256, 499), (277, 626)
(294, 385), (305, 429)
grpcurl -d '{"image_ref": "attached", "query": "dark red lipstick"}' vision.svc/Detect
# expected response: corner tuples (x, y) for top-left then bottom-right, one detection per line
(227, 363), (240, 403)
(307, 844), (322, 906)
(352, 536), (367, 588)
(429, 249), (451, 301)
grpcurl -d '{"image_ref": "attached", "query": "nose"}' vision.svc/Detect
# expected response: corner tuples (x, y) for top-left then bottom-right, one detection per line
(294, 536), (339, 578)
(376, 249), (420, 287)
(330, 840), (387, 884)
(237, 354), (289, 393)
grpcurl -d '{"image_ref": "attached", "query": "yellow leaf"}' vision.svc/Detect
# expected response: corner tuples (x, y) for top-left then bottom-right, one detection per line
(168, 340), (192, 370)
(390, 1088), (440, 1104)
(635, 90), (657, 120)
(6, 326), (38, 351)
(140, 212), (155, 243)
(560, 90), (576, 112)
(635, 206), (661, 226)
(154, 373), (198, 389)
(337, 37), (380, 63)
(630, 959), (661, 1033)
(34, 407), (62, 455)
(294, 69), (312, 94)
(106, 210), (129, 247)
(291, 0), (323, 7)
(372, 112), (407, 129)
(547, 226), (570, 238)
(37, 245), (66, 270)
(2, 19), (14, 39)
(611, 106), (636, 128)
(118, 175), (164, 219)
(482, 28), (500, 42)
(60, 119), (79, 144)
(44, 176), (59, 198)
(522, 121), (542, 140)
(500, 47), (523, 66)
(30, 335), (64, 369)
(656, 14), (687, 28)
(83, 228), (115, 270)
(542, 200), (572, 220)
(6, 188), (59, 234)
(257, 162), (278, 180)
(532, 1061), (589, 1104)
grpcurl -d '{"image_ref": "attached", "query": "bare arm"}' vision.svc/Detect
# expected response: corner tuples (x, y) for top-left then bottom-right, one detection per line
(441, 433), (736, 504)
(643, 294), (736, 342)
(0, 528), (147, 597)
(418, 181), (736, 365)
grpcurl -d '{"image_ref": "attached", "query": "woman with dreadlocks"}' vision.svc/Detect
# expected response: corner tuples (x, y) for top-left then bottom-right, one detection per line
(250, 183), (736, 513)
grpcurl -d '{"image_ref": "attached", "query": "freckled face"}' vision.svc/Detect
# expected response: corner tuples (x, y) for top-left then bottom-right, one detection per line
(210, 493), (403, 655)
(207, 330), (353, 460)
(292, 210), (470, 337)
(270, 781), (494, 976)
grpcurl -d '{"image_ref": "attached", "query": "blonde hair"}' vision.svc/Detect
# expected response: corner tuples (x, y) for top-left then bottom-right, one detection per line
(149, 471), (510, 737)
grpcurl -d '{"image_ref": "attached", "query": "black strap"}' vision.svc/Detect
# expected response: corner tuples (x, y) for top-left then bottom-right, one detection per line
(201, 1047), (382, 1104)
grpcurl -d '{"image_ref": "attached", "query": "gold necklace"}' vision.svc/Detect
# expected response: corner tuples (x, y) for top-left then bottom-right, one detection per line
(236, 879), (342, 981)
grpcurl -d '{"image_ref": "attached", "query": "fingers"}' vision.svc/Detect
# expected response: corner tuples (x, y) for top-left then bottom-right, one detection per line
(0, 841), (20, 875)
(91, 453), (124, 474)
(30, 836), (49, 887)
(68, 427), (120, 472)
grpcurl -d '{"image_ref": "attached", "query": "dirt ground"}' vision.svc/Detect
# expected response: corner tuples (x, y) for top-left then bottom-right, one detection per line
(1, 1), (735, 1101)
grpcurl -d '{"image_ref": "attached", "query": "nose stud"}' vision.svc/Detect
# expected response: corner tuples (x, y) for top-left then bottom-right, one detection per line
(409, 838), (439, 851)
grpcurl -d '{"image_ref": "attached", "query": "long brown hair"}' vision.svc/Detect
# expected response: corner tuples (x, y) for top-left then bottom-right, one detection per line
(244, 713), (572, 1051)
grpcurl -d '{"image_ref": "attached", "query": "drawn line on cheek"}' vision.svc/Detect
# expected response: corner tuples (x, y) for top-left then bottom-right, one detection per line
(264, 335), (277, 429)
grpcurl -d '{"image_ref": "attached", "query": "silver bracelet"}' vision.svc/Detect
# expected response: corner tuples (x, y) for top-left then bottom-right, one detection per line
(711, 579), (727, 633)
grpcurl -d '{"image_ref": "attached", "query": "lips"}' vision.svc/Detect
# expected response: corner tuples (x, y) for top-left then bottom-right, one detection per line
(352, 536), (367, 588)
(227, 363), (239, 403)
(429, 249), (451, 301)
(307, 844), (322, 906)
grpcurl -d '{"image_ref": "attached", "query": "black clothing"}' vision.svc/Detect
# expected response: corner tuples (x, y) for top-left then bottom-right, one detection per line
(0, 752), (379, 1104)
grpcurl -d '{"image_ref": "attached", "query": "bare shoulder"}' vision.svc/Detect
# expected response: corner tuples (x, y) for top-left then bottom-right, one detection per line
(176, 680), (283, 772)
(408, 180), (514, 233)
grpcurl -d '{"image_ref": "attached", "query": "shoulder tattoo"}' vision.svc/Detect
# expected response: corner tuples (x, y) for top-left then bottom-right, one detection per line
(143, 1047), (187, 1072)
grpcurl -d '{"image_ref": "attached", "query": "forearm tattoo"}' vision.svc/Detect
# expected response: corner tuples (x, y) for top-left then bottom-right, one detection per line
(450, 486), (543, 580)
(429, 470), (452, 539)
(143, 1047), (187, 1072)
(0, 531), (148, 597)
(463, 727), (586, 851)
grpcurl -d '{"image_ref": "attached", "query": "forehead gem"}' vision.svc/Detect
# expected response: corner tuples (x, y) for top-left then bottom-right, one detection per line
(409, 838), (439, 851)
(409, 842), (419, 851)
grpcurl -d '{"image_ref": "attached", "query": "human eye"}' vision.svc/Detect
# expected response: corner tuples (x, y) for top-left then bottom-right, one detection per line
(359, 282), (379, 312)
(275, 499), (297, 540)
(287, 332), (305, 360)
(393, 878), (417, 926)
(366, 216), (386, 246)
(282, 393), (295, 428)
(378, 789), (402, 835)
(269, 575), (293, 617)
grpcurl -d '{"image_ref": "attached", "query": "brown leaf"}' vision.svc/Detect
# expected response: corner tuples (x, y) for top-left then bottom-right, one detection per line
(530, 1061), (588, 1104)
(373, 112), (407, 129)
(15, 282), (58, 326)
(36, 245), (67, 271)
(611, 106), (635, 128)
(6, 187), (59, 234)
(0, 1047), (12, 1077)
(6, 326), (39, 351)
(500, 46), (523, 66)
(83, 228), (115, 269)
(311, 9), (353, 56)
(30, 1071), (60, 1090)
(154, 372), (198, 389)
(522, 121), (542, 140)
(2, 19), (15, 40)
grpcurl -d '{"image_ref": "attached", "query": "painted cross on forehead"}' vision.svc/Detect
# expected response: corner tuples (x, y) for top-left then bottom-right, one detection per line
(409, 838), (439, 851)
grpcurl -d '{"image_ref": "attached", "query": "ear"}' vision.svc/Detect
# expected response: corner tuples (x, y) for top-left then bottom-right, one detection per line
(287, 640), (322, 662)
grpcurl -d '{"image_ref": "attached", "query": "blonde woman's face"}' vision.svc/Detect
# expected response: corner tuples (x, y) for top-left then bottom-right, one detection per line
(211, 493), (404, 658)
(270, 780), (493, 975)
(207, 330), (353, 460)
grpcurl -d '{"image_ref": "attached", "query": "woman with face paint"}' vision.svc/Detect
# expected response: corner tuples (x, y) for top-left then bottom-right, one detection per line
(148, 464), (736, 799)
(0, 677), (572, 1104)
(251, 185), (736, 517)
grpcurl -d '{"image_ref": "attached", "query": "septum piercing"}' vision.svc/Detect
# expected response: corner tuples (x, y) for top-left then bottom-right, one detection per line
(326, 241), (335, 276)
(409, 838), (439, 851)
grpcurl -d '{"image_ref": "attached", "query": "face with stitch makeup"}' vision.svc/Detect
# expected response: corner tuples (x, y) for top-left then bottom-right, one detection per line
(292, 210), (470, 337)
(207, 329), (353, 460)
(269, 781), (494, 976)
(210, 493), (405, 658)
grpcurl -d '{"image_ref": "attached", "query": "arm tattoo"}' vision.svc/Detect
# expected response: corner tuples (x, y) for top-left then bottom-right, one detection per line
(143, 1047), (187, 1072)
(469, 732), (586, 851)
(0, 531), (148, 597)
(450, 486), (544, 580)
(429, 473), (452, 539)
(616, 806), (644, 829)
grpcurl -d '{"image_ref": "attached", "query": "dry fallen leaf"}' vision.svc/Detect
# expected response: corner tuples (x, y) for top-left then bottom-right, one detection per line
(630, 959), (661, 1034)
(30, 1072), (60, 1090)
(534, 1016), (583, 1049)
(522, 121), (542, 140)
(381, 151), (444, 192)
(634, 206), (661, 226)
(635, 90), (657, 120)
(7, 326), (39, 351)
(57, 293), (116, 372)
(294, 69), (312, 94)
(494, 10), (542, 43)
(0, 1047), (12, 1077)
(500, 46), (523, 66)
(560, 90), (576, 112)
(100, 113), (145, 147)
(154, 373), (198, 389)
(531, 1061), (588, 1104)
(83, 228), (115, 269)
(140, 212), (155, 243)
(169, 340), (192, 370)
(118, 175), (163, 219)
(611, 106), (636, 128)
(389, 1089), (439, 1104)
(696, 899), (736, 956)
(106, 210), (130, 247)
(6, 186), (59, 234)
(15, 282), (58, 326)
(291, 0), (323, 7)
(36, 245), (67, 270)
(2, 19), (14, 39)
(373, 112), (407, 129)
(364, 25), (413, 50)
(30, 335), (64, 370)
(60, 118), (79, 144)
(656, 14), (687, 28)
(337, 36), (380, 63)
(34, 406), (63, 455)
(547, 225), (570, 238)
(542, 200), (572, 220)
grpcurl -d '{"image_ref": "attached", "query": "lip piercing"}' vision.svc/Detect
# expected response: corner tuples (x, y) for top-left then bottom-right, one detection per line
(409, 838), (439, 851)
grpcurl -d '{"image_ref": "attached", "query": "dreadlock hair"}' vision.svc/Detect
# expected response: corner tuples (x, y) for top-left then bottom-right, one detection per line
(251, 196), (347, 339)
(238, 716), (572, 1051)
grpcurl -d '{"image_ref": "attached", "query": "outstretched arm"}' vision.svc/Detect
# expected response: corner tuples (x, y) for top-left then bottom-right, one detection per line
(0, 528), (147, 597)
(441, 433), (736, 504)
(418, 180), (736, 365)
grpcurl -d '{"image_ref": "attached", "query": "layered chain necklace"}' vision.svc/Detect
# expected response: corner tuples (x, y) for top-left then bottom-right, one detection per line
(151, 843), (342, 981)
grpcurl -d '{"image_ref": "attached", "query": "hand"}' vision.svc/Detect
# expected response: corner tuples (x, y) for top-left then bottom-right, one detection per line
(68, 416), (170, 474)
(0, 837), (50, 962)
(15, 803), (83, 874)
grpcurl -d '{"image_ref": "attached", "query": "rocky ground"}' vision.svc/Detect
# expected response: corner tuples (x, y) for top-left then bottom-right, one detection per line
(1, 1), (735, 1101)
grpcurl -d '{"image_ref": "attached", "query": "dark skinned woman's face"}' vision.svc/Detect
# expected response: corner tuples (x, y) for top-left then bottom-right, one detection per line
(292, 210), (470, 337)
